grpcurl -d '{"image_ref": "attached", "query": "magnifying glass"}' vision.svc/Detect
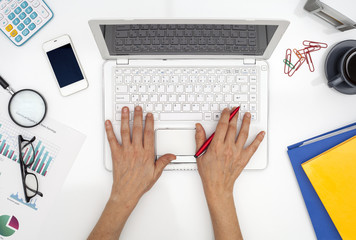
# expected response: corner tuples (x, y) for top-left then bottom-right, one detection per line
(0, 76), (47, 128)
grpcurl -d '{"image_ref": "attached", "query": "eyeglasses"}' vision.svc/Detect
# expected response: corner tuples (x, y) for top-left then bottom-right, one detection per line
(18, 135), (44, 203)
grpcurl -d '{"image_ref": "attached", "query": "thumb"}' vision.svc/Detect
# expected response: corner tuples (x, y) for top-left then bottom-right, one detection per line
(195, 123), (207, 152)
(154, 154), (176, 179)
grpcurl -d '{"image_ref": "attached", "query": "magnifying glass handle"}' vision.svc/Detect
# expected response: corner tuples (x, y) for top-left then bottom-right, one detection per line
(0, 76), (15, 95)
(0, 76), (9, 89)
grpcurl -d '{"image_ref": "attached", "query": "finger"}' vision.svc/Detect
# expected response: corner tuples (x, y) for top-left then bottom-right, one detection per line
(132, 106), (143, 146)
(195, 123), (207, 152)
(120, 107), (131, 145)
(144, 113), (154, 151)
(225, 107), (239, 143)
(154, 154), (176, 179)
(236, 112), (251, 150)
(105, 120), (120, 151)
(211, 108), (230, 144)
(244, 131), (265, 160)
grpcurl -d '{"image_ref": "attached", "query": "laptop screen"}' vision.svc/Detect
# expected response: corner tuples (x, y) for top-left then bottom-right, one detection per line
(99, 24), (278, 56)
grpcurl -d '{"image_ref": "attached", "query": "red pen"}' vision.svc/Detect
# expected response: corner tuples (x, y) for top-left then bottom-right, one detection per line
(194, 107), (240, 158)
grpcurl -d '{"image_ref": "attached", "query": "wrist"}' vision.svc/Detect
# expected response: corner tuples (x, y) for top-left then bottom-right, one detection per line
(204, 188), (234, 207)
(109, 191), (140, 213)
(108, 186), (140, 211)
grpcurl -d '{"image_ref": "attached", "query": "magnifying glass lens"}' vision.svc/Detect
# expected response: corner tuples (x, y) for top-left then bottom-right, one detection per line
(9, 90), (47, 128)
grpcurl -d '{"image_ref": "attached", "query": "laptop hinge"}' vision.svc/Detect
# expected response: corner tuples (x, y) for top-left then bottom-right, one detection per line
(243, 58), (256, 65)
(116, 58), (129, 65)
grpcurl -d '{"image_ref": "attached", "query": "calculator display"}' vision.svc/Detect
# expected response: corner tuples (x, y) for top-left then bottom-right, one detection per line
(46, 44), (84, 88)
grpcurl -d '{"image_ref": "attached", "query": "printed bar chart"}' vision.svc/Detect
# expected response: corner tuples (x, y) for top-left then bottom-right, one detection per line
(0, 122), (59, 177)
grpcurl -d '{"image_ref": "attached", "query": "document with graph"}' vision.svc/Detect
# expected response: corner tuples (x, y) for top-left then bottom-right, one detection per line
(0, 114), (85, 239)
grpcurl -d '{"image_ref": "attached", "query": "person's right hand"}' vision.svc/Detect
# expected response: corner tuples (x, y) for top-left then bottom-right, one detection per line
(195, 109), (265, 240)
(195, 109), (265, 199)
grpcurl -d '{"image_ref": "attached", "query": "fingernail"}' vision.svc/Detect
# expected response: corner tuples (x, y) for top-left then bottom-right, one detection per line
(147, 113), (153, 118)
(262, 131), (266, 137)
(122, 107), (128, 113)
(105, 120), (110, 126)
(246, 112), (251, 118)
(135, 106), (141, 111)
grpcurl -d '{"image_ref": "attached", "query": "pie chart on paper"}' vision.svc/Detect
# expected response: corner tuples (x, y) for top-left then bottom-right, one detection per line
(0, 215), (19, 237)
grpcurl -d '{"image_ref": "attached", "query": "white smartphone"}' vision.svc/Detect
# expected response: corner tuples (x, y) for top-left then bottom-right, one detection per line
(43, 35), (88, 96)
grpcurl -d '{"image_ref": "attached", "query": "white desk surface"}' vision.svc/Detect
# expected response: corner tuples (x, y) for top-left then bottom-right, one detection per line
(1, 0), (356, 239)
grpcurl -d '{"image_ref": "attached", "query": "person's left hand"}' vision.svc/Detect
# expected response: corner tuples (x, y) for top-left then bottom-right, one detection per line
(106, 106), (176, 207)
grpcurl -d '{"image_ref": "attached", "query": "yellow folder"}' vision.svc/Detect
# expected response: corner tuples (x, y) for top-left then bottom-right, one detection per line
(302, 136), (356, 240)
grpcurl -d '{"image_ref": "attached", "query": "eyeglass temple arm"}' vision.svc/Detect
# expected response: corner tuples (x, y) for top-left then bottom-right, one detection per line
(25, 185), (44, 197)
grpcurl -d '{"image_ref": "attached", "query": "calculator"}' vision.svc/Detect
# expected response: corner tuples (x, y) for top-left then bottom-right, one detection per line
(0, 0), (53, 46)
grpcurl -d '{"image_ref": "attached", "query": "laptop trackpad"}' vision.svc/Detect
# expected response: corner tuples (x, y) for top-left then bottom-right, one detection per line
(155, 129), (196, 156)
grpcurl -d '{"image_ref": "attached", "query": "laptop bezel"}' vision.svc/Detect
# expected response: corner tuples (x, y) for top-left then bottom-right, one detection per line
(89, 19), (289, 61)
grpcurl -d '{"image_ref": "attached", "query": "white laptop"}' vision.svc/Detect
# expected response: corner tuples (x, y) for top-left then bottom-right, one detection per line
(89, 19), (289, 171)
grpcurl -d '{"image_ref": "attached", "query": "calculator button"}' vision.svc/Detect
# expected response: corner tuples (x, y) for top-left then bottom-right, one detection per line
(0, 3), (6, 10)
(18, 12), (25, 19)
(31, 0), (39, 7)
(12, 17), (19, 25)
(4, 7), (10, 14)
(0, 19), (7, 26)
(34, 16), (41, 24)
(10, 2), (17, 9)
(28, 22), (35, 30)
(23, 17), (30, 24)
(17, 22), (24, 30)
(16, 0), (24, 3)
(25, 6), (32, 13)
(5, 24), (12, 31)
(22, 28), (29, 36)
(20, 1), (27, 8)
(14, 6), (21, 14)
(0, 14), (3, 20)
(8, 12), (15, 20)
(29, 11), (36, 19)
(5, 0), (12, 3)
(38, 6), (48, 18)
(15, 35), (22, 42)
(10, 29), (17, 37)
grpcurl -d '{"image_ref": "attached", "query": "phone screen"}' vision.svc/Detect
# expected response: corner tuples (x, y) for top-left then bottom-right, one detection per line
(46, 44), (84, 88)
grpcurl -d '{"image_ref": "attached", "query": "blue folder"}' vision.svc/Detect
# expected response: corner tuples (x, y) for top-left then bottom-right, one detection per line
(287, 122), (356, 240)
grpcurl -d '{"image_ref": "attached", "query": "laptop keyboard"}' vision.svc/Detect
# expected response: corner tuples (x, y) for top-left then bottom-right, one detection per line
(113, 66), (258, 122)
(106, 24), (266, 55)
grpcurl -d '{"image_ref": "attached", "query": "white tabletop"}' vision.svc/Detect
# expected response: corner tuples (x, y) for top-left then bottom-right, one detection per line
(1, 0), (356, 239)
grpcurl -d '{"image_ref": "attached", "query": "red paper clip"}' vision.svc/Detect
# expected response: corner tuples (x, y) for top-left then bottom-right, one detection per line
(303, 48), (315, 72)
(288, 57), (305, 77)
(284, 48), (292, 74)
(303, 40), (328, 48)
(298, 45), (321, 53)
(293, 48), (304, 59)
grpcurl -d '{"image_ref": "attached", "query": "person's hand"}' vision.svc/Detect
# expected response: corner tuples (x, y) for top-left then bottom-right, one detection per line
(195, 109), (265, 240)
(195, 109), (265, 200)
(89, 106), (176, 240)
(106, 106), (176, 207)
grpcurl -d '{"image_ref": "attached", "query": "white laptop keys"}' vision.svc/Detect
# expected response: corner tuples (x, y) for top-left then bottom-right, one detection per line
(89, 19), (289, 171)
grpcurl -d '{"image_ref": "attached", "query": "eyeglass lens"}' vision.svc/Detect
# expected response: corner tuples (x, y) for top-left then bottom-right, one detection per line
(24, 173), (39, 198)
(21, 141), (35, 166)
